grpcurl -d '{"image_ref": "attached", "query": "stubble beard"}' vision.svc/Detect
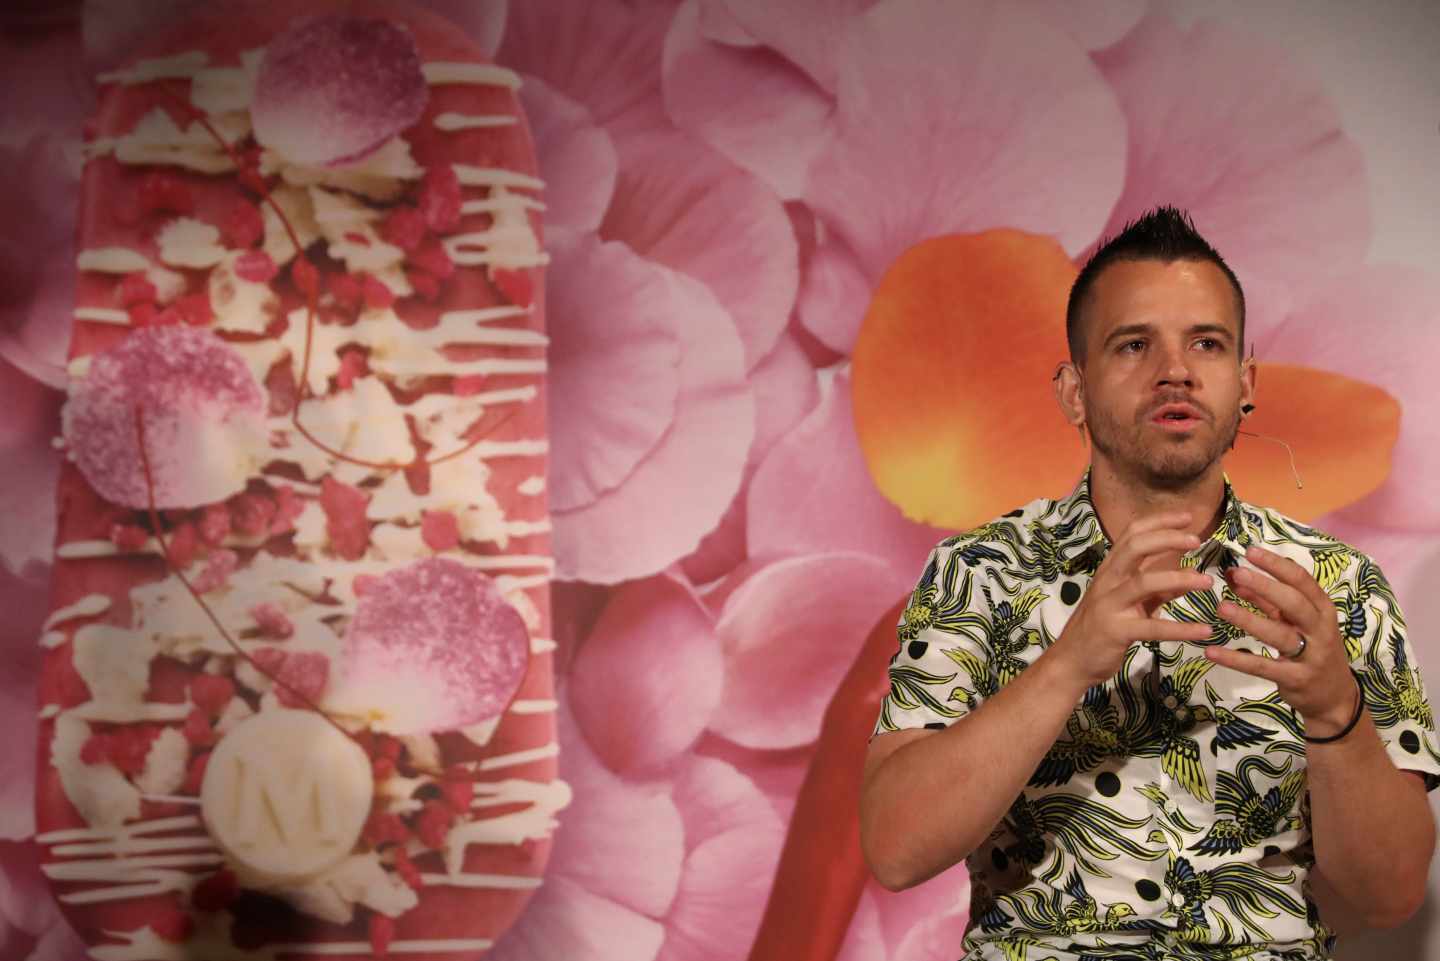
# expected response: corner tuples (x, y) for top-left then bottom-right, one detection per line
(1086, 404), (1242, 492)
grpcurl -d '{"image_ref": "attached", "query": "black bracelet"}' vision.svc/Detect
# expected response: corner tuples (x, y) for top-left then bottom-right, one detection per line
(1303, 679), (1365, 745)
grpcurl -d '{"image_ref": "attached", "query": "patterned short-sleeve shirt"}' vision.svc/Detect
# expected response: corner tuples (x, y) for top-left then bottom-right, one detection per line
(874, 471), (1440, 961)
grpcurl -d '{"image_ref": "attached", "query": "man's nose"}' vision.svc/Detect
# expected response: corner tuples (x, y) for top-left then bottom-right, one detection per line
(1155, 347), (1193, 386)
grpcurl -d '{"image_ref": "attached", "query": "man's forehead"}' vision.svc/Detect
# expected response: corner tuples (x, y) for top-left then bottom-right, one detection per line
(1087, 259), (1241, 339)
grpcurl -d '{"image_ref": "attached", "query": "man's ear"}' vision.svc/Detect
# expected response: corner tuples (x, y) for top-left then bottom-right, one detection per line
(1239, 355), (1257, 415)
(1054, 361), (1085, 431)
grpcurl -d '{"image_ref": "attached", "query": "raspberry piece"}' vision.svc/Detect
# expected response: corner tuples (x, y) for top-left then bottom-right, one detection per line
(183, 707), (216, 747)
(110, 522), (150, 551)
(176, 292), (214, 327)
(290, 257), (320, 299)
(139, 171), (195, 216)
(150, 908), (195, 944)
(405, 268), (440, 302)
(43, 648), (92, 709)
(190, 674), (235, 715)
(192, 549), (239, 593)
(320, 476), (371, 560)
(382, 206), (426, 251)
(224, 199), (265, 249)
(192, 869), (239, 912)
(343, 231), (372, 247)
(409, 237), (454, 280)
(369, 914), (396, 959)
(197, 503), (231, 546)
(147, 655), (192, 704)
(269, 484), (304, 533)
(252, 648), (330, 707)
(415, 799), (454, 849)
(392, 848), (423, 890)
(329, 271), (364, 312)
(80, 733), (110, 765)
(165, 521), (200, 569)
(372, 734), (402, 762)
(353, 573), (379, 597)
(491, 267), (534, 308)
(234, 250), (278, 284)
(152, 306), (184, 327)
(361, 274), (395, 310)
(336, 348), (369, 389)
(128, 302), (159, 328)
(418, 165), (462, 233)
(439, 773), (474, 814)
(183, 751), (211, 795)
(108, 724), (161, 776)
(363, 810), (410, 847)
(420, 510), (460, 552)
(250, 602), (294, 640)
(371, 756), (395, 780)
(117, 272), (158, 308)
(230, 491), (277, 537)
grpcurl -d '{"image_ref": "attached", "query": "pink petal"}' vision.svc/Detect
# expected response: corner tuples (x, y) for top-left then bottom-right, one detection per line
(520, 76), (619, 235)
(719, 0), (875, 93)
(497, 0), (672, 137)
(0, 563), (48, 840)
(696, 0), (758, 47)
(411, 0), (509, 57)
(1, 19), (93, 148)
(552, 246), (754, 584)
(662, 0), (835, 199)
(548, 234), (683, 513)
(60, 327), (266, 510)
(331, 558), (529, 734)
(1267, 265), (1440, 530)
(486, 875), (666, 961)
(657, 757), (785, 961)
(835, 890), (889, 961)
(889, 901), (973, 961)
(868, 871), (972, 957)
(794, 232), (871, 356)
(600, 130), (798, 371)
(1017, 0), (1144, 49)
(553, 701), (685, 916)
(1092, 11), (1370, 335)
(0, 137), (81, 389)
(710, 552), (912, 749)
(682, 331), (820, 585)
(0, 359), (62, 574)
(804, 0), (1126, 305)
(568, 572), (724, 774)
(693, 732), (815, 827)
(252, 13), (430, 167)
(746, 371), (947, 574)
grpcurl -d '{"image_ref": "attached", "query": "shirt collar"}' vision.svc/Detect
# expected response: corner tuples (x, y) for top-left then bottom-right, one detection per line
(1052, 469), (1258, 576)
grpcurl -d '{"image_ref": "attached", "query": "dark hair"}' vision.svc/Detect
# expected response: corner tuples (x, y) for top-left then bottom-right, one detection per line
(1066, 205), (1245, 363)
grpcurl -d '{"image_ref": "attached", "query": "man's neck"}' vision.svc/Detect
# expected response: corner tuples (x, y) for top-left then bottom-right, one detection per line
(1087, 457), (1227, 550)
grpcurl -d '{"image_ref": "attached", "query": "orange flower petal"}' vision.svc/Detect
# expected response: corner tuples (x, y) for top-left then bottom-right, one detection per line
(1224, 363), (1398, 521)
(852, 231), (1084, 530)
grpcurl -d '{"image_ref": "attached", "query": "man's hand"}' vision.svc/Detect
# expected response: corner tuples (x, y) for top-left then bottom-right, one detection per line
(1053, 511), (1216, 687)
(1209, 544), (1358, 736)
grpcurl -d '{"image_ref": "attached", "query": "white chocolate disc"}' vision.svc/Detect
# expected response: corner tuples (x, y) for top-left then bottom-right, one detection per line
(200, 708), (373, 881)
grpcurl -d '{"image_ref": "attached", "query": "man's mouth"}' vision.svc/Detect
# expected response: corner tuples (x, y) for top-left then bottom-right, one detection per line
(1150, 403), (1204, 430)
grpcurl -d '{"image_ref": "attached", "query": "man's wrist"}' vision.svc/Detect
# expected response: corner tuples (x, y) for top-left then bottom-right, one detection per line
(1303, 677), (1364, 743)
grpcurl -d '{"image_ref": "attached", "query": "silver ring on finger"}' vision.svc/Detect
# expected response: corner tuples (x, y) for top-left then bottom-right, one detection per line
(1285, 632), (1308, 660)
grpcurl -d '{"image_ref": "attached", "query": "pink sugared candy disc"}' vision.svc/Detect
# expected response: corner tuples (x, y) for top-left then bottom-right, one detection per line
(329, 557), (530, 734)
(61, 327), (266, 510)
(252, 13), (428, 167)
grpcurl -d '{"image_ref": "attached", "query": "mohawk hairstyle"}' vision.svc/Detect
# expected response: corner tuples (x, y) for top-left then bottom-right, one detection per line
(1065, 205), (1245, 363)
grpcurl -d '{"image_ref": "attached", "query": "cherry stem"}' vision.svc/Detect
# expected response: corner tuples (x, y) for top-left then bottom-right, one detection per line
(153, 80), (521, 473)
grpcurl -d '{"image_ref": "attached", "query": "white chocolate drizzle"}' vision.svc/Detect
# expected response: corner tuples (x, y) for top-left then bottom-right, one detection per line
(422, 62), (522, 89)
(44, 593), (112, 630)
(435, 112), (518, 131)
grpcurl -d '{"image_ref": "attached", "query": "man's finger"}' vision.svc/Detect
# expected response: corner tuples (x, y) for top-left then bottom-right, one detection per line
(1203, 644), (1294, 683)
(1228, 565), (1317, 633)
(1127, 618), (1215, 644)
(1122, 511), (1194, 538)
(1216, 599), (1305, 657)
(1110, 529), (1202, 574)
(1221, 576), (1282, 620)
(1246, 545), (1335, 613)
(1120, 569), (1214, 608)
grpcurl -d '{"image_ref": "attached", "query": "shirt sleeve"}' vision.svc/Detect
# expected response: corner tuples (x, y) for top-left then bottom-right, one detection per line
(872, 543), (998, 737)
(1347, 556), (1440, 790)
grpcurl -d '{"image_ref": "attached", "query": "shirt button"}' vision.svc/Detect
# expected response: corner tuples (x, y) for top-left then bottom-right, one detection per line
(1163, 695), (1179, 710)
(1171, 893), (1185, 907)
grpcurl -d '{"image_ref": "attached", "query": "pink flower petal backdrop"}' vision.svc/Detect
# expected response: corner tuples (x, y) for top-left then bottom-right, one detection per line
(2, 1), (1437, 959)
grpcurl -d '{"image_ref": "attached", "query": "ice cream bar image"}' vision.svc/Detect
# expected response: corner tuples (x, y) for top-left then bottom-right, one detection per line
(35, 3), (562, 958)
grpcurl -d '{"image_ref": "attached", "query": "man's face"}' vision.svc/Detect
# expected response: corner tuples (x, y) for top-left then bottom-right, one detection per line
(1073, 258), (1251, 489)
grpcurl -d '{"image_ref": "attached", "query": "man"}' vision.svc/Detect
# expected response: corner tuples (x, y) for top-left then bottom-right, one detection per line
(860, 206), (1439, 960)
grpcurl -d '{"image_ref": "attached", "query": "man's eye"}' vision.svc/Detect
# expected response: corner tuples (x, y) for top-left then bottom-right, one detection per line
(1119, 340), (1145, 353)
(1195, 338), (1226, 351)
